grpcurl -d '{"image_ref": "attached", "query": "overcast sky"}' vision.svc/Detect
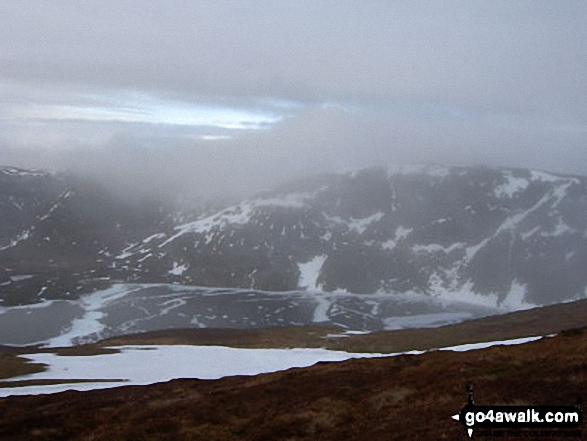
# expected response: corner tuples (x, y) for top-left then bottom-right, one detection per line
(1, 1), (586, 200)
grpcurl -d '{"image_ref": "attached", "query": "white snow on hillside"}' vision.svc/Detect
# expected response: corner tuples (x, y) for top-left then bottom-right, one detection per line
(310, 292), (332, 322)
(347, 212), (384, 234)
(494, 174), (529, 198)
(253, 191), (319, 208)
(159, 203), (255, 247)
(298, 255), (327, 290)
(45, 285), (146, 347)
(142, 233), (166, 244)
(0, 335), (547, 397)
(438, 335), (544, 352)
(530, 170), (563, 182)
(158, 191), (321, 248)
(428, 274), (537, 311)
(521, 226), (540, 240)
(412, 242), (465, 254)
(463, 182), (569, 263)
(324, 212), (384, 234)
(0, 346), (386, 397)
(169, 261), (188, 276)
(0, 166), (48, 177)
(387, 164), (450, 177)
(500, 280), (534, 310)
(0, 229), (31, 251)
(116, 242), (139, 259)
(10, 275), (34, 282)
(381, 226), (412, 250)
(539, 217), (574, 237)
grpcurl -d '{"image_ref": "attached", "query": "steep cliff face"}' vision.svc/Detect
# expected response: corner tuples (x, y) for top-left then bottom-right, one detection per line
(2, 164), (586, 307)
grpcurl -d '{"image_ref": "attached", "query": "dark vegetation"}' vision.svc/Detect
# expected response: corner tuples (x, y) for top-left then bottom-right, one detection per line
(0, 328), (585, 440)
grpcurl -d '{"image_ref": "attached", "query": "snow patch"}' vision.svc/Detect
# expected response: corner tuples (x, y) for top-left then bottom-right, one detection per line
(0, 345), (385, 396)
(347, 212), (384, 234)
(0, 166), (48, 177)
(137, 253), (152, 263)
(494, 174), (529, 198)
(0, 229), (31, 251)
(412, 242), (465, 254)
(464, 187), (557, 262)
(311, 293), (331, 322)
(539, 217), (574, 237)
(0, 335), (548, 397)
(116, 243), (139, 259)
(10, 275), (34, 282)
(530, 170), (563, 183)
(254, 191), (318, 208)
(160, 203), (254, 247)
(45, 285), (144, 347)
(169, 262), (188, 276)
(430, 278), (501, 309)
(158, 190), (323, 248)
(38, 190), (72, 221)
(395, 226), (412, 240)
(430, 274), (536, 312)
(387, 164), (450, 177)
(500, 280), (534, 310)
(298, 255), (327, 290)
(324, 212), (384, 234)
(0, 298), (60, 316)
(551, 180), (576, 209)
(438, 335), (544, 352)
(381, 239), (396, 250)
(463, 237), (491, 263)
(160, 298), (187, 315)
(521, 226), (540, 240)
(142, 233), (166, 244)
(382, 226), (413, 250)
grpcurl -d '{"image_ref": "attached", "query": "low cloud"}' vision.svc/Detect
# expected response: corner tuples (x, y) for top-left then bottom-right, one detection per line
(1, 1), (586, 204)
(2, 104), (585, 207)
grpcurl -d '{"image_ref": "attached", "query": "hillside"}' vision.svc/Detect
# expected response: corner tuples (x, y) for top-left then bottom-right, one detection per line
(0, 327), (585, 440)
(1, 164), (586, 308)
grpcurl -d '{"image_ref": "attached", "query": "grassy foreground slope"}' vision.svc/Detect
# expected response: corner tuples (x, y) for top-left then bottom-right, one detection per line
(0, 328), (585, 440)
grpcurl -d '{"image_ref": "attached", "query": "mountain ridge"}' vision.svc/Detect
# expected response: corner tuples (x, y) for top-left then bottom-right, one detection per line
(1, 164), (586, 307)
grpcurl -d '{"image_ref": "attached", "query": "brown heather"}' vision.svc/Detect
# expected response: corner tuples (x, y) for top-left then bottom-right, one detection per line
(0, 327), (585, 440)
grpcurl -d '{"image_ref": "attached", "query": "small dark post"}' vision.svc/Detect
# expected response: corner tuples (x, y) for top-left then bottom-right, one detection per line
(466, 383), (474, 405)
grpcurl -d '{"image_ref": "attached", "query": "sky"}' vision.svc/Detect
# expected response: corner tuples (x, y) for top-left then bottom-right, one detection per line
(1, 0), (586, 201)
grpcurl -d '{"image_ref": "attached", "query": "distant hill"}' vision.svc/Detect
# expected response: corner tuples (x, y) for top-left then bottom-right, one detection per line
(1, 164), (586, 307)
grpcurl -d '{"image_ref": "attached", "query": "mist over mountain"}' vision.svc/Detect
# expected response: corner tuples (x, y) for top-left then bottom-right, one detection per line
(2, 4), (587, 437)
(1, 164), (586, 311)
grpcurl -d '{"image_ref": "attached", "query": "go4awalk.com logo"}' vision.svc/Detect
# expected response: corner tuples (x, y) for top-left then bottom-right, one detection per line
(451, 386), (583, 438)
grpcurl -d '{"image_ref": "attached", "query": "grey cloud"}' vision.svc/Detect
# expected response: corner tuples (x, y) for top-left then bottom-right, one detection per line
(1, 0), (587, 202)
(2, 1), (586, 110)
(4, 105), (586, 207)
